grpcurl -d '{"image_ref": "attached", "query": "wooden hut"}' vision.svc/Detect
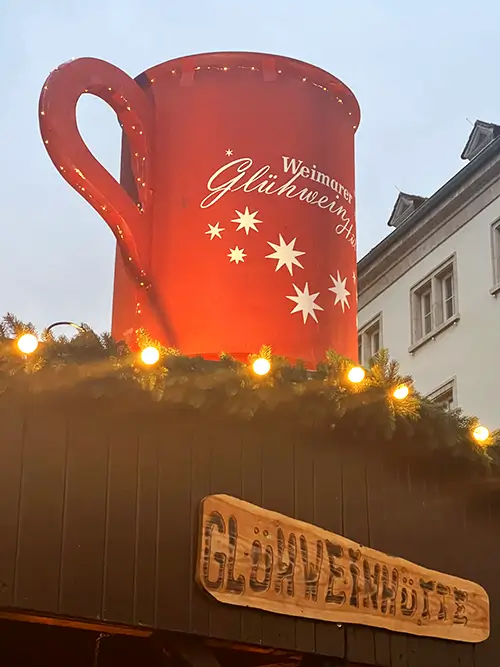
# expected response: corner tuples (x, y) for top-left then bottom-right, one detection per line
(0, 341), (498, 667)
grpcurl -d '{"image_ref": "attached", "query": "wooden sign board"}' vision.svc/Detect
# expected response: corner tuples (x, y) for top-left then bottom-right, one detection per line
(196, 495), (490, 643)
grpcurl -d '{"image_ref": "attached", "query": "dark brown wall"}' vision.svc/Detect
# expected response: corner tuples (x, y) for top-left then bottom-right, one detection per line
(0, 392), (498, 667)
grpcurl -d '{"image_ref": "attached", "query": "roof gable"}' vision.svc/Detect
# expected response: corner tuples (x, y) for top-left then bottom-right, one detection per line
(387, 192), (427, 228)
(461, 120), (500, 161)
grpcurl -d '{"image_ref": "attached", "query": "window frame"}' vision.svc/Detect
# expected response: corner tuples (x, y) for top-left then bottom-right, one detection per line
(409, 255), (460, 351)
(427, 378), (457, 411)
(358, 313), (383, 366)
(490, 218), (500, 294)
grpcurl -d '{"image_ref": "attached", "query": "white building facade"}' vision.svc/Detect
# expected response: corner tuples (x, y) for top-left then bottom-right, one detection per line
(357, 121), (500, 429)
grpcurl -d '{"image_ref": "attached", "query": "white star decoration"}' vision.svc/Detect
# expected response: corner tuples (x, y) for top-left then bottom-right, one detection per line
(205, 222), (225, 240)
(231, 207), (262, 235)
(203, 206), (352, 319)
(266, 235), (305, 275)
(329, 271), (351, 312)
(286, 283), (323, 323)
(228, 246), (246, 264)
(225, 149), (233, 156)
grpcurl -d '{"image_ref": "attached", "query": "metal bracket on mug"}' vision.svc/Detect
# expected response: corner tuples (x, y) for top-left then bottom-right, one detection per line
(262, 56), (278, 82)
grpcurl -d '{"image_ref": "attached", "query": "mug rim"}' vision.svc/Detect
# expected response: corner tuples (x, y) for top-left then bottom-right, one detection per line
(137, 50), (361, 130)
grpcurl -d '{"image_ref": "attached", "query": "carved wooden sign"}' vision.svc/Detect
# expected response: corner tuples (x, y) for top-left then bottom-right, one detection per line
(196, 495), (490, 643)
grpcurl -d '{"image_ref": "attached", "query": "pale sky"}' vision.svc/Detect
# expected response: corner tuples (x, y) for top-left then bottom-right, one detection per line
(2, 0), (498, 333)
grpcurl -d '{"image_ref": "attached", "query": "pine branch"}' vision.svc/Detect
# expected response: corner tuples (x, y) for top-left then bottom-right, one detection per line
(0, 314), (498, 469)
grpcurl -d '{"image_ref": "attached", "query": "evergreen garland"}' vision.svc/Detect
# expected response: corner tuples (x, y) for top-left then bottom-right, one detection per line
(0, 313), (498, 469)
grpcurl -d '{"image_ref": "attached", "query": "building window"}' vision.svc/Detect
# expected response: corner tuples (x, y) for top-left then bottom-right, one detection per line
(427, 379), (456, 411)
(411, 257), (458, 344)
(358, 315), (382, 365)
(491, 220), (500, 289)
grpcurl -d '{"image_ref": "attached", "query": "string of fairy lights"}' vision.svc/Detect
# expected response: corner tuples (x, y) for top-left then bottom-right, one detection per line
(39, 56), (360, 355)
(147, 63), (358, 131)
(13, 329), (491, 445)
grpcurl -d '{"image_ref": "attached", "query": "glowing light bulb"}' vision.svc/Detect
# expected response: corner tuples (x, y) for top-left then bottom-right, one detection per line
(253, 357), (271, 376)
(347, 366), (365, 384)
(393, 384), (409, 400)
(473, 425), (489, 443)
(17, 333), (39, 355)
(140, 346), (160, 366)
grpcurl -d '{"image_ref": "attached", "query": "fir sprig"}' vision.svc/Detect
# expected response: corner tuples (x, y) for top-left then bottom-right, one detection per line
(1, 315), (499, 469)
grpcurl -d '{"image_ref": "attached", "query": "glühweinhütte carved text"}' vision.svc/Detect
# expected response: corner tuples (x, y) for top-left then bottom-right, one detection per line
(196, 495), (489, 643)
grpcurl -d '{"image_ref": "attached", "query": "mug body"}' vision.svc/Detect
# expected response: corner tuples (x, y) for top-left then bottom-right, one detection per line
(112, 52), (360, 365)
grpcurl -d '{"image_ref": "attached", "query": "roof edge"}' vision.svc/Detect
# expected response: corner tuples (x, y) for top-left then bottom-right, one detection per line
(358, 135), (500, 273)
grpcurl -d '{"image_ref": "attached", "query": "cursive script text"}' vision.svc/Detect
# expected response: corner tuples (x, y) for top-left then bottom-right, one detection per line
(200, 156), (356, 249)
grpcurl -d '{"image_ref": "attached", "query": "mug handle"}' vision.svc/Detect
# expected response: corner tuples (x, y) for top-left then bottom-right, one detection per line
(39, 57), (154, 289)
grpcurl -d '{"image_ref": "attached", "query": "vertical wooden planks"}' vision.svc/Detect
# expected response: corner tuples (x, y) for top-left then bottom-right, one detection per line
(0, 397), (25, 608)
(377, 460), (409, 667)
(188, 414), (212, 637)
(364, 455), (391, 667)
(240, 418), (264, 646)
(58, 402), (109, 620)
(429, 474), (471, 667)
(472, 495), (498, 667)
(405, 466), (460, 667)
(448, 641), (475, 667)
(1, 392), (497, 667)
(14, 398), (67, 613)
(342, 447), (376, 665)
(208, 416), (244, 642)
(101, 415), (139, 624)
(133, 412), (160, 628)
(403, 464), (433, 667)
(155, 410), (192, 632)
(390, 634), (409, 667)
(406, 636), (419, 667)
(293, 437), (316, 655)
(312, 438), (345, 659)
(260, 417), (296, 650)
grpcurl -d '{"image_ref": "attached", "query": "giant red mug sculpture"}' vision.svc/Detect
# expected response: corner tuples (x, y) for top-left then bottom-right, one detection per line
(39, 52), (360, 366)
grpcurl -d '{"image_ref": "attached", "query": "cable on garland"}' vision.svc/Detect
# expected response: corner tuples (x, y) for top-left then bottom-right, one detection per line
(0, 313), (497, 460)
